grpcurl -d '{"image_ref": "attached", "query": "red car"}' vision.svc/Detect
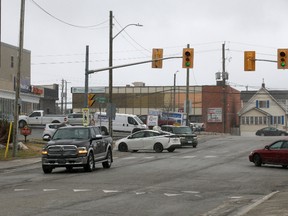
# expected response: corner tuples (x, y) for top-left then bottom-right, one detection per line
(249, 139), (288, 168)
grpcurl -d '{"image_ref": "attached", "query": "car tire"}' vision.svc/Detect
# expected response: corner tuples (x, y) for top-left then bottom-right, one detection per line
(193, 144), (197, 148)
(118, 142), (128, 152)
(102, 149), (112, 169)
(167, 147), (175, 152)
(154, 143), (163, 153)
(84, 153), (94, 172)
(19, 120), (26, 128)
(253, 154), (262, 167)
(42, 165), (53, 174)
(66, 166), (73, 172)
(282, 165), (288, 168)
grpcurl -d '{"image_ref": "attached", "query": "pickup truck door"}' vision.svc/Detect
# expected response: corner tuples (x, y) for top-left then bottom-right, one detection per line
(91, 127), (106, 160)
(28, 111), (42, 125)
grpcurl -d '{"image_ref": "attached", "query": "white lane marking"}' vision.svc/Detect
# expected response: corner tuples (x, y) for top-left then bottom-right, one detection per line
(205, 155), (217, 158)
(43, 189), (58, 192)
(182, 191), (200, 194)
(103, 190), (120, 193)
(182, 156), (196, 159)
(229, 196), (242, 199)
(144, 156), (155, 159)
(164, 193), (182, 197)
(122, 157), (137, 160)
(135, 192), (146, 195)
(14, 189), (29, 192)
(73, 189), (92, 192)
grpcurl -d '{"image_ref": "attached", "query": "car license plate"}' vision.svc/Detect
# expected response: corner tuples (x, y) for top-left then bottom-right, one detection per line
(188, 141), (192, 143)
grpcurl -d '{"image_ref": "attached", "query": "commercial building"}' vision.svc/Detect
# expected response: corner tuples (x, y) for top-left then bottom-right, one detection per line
(71, 83), (241, 133)
(0, 42), (59, 120)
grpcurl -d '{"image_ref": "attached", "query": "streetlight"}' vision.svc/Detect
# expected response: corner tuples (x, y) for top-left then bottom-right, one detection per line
(173, 70), (179, 112)
(108, 11), (143, 136)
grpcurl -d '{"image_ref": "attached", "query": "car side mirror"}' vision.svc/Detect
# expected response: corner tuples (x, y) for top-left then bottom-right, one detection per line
(265, 145), (269, 150)
(43, 135), (51, 141)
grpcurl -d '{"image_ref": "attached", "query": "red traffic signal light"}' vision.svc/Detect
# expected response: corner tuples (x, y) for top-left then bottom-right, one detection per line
(182, 48), (194, 68)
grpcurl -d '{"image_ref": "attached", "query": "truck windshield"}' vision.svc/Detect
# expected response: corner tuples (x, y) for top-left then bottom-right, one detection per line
(53, 128), (89, 140)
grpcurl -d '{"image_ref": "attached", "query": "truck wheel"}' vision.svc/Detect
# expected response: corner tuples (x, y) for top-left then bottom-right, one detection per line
(42, 165), (53, 174)
(19, 120), (26, 128)
(167, 147), (175, 152)
(102, 149), (112, 169)
(52, 120), (60, 123)
(84, 153), (94, 172)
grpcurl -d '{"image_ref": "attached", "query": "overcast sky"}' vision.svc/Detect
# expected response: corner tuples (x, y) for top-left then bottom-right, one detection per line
(3, 0), (288, 96)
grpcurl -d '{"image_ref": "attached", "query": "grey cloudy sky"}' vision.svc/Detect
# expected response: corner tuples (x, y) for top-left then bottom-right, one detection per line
(3, 0), (288, 95)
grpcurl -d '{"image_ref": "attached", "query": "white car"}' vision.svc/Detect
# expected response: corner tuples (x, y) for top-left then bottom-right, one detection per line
(115, 130), (181, 153)
(42, 123), (70, 140)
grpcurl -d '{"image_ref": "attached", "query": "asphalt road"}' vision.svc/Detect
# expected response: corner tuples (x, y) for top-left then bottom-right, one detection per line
(1, 135), (287, 216)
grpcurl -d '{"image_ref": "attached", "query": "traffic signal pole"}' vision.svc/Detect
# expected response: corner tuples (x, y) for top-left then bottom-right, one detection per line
(185, 44), (190, 126)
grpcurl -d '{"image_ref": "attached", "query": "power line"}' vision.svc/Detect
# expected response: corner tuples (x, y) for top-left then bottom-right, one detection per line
(30, 0), (109, 29)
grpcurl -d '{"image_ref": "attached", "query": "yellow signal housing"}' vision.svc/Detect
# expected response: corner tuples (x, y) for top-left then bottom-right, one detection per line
(244, 51), (256, 71)
(152, 48), (163, 68)
(182, 48), (194, 69)
(277, 49), (288, 69)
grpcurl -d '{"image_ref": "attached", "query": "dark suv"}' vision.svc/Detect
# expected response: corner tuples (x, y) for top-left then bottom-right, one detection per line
(161, 125), (198, 148)
(41, 126), (113, 173)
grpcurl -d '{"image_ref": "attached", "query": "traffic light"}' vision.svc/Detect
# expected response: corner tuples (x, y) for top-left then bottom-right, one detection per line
(244, 51), (256, 71)
(182, 48), (194, 68)
(88, 93), (95, 107)
(152, 48), (163, 68)
(277, 49), (288, 69)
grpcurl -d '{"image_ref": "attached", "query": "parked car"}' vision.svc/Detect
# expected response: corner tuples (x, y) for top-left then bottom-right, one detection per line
(67, 113), (83, 125)
(255, 127), (288, 136)
(42, 122), (70, 140)
(41, 126), (113, 173)
(161, 125), (198, 148)
(249, 139), (288, 168)
(115, 130), (181, 153)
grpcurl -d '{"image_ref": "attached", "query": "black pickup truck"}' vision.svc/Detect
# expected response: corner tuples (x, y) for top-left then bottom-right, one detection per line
(41, 126), (113, 174)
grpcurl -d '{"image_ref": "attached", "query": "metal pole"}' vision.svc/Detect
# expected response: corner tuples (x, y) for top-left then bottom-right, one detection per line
(222, 43), (226, 133)
(173, 70), (178, 112)
(108, 11), (113, 137)
(12, 0), (25, 157)
(186, 44), (190, 126)
(84, 45), (89, 108)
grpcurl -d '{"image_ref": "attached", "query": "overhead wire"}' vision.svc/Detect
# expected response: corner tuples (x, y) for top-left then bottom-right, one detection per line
(30, 0), (109, 29)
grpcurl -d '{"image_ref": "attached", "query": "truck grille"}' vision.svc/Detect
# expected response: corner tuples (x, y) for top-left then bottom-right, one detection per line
(47, 145), (78, 157)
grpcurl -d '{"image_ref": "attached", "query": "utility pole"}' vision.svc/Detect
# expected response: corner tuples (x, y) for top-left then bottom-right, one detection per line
(185, 44), (190, 126)
(108, 11), (113, 137)
(84, 45), (89, 108)
(222, 43), (226, 133)
(61, 78), (64, 114)
(65, 80), (68, 114)
(12, 0), (25, 157)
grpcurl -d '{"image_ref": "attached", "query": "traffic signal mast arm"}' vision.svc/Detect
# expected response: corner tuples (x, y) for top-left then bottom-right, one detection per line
(87, 56), (183, 74)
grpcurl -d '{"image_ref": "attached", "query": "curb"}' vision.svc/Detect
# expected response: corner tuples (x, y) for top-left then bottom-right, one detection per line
(234, 191), (279, 216)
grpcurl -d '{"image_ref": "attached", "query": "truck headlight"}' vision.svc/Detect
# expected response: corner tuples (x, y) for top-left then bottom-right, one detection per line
(77, 147), (88, 155)
(42, 149), (48, 155)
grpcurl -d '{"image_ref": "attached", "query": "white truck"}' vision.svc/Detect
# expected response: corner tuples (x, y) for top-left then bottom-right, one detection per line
(94, 112), (147, 133)
(19, 110), (67, 128)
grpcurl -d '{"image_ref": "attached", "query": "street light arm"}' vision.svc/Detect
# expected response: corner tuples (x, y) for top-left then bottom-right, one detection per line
(112, 23), (143, 40)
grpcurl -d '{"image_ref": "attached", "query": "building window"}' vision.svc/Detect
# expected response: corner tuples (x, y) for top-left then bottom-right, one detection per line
(246, 116), (249, 125)
(256, 100), (269, 108)
(11, 56), (14, 68)
(250, 117), (254, 124)
(259, 116), (263, 124)
(255, 117), (259, 125)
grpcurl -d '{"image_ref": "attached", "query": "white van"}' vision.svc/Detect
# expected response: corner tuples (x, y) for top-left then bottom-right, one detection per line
(94, 112), (147, 133)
